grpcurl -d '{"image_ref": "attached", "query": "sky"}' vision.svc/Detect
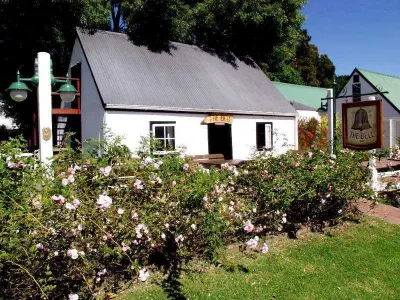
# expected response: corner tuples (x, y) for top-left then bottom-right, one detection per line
(302, 0), (400, 76)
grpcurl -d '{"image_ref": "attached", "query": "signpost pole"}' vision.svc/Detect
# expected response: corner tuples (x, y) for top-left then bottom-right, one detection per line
(327, 88), (334, 155)
(332, 77), (337, 154)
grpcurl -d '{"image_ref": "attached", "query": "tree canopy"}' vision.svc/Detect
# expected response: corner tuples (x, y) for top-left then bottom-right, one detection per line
(292, 30), (336, 88)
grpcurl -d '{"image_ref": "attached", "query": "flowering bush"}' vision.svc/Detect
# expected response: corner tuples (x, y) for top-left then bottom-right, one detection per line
(298, 117), (328, 151)
(0, 137), (372, 299)
(233, 149), (372, 233)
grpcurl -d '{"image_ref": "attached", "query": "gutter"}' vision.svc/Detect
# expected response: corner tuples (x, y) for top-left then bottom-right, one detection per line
(104, 104), (299, 117)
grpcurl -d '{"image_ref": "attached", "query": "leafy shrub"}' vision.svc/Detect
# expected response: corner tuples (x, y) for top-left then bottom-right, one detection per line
(233, 149), (372, 233)
(0, 137), (372, 299)
(298, 117), (328, 151)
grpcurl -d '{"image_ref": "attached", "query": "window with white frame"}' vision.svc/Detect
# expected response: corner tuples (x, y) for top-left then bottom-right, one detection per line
(150, 122), (176, 152)
(256, 122), (273, 150)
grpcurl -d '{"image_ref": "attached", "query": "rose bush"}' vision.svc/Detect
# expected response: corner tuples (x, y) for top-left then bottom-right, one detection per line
(0, 137), (372, 299)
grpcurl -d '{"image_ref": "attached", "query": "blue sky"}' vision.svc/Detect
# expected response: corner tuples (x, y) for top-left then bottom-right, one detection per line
(303, 0), (400, 76)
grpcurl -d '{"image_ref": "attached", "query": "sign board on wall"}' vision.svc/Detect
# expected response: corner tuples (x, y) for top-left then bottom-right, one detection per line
(202, 114), (233, 125)
(342, 100), (384, 150)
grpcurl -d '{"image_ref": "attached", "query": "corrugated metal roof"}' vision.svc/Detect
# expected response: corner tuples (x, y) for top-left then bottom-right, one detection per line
(290, 101), (316, 111)
(357, 68), (400, 111)
(76, 29), (297, 116)
(273, 81), (327, 110)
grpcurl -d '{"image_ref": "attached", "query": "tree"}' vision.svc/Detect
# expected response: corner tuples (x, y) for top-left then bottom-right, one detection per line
(292, 29), (335, 88)
(335, 75), (350, 96)
(318, 54), (335, 88)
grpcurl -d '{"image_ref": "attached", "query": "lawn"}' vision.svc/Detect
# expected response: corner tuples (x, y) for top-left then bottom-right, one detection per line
(118, 218), (400, 300)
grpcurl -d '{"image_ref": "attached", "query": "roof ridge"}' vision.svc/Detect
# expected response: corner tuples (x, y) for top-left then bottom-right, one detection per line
(272, 81), (327, 90)
(357, 68), (400, 80)
(77, 28), (202, 50)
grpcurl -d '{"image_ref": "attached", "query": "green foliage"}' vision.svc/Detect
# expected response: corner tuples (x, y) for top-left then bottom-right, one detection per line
(0, 137), (372, 299)
(298, 117), (328, 151)
(237, 149), (372, 230)
(335, 74), (351, 95)
(293, 30), (336, 88)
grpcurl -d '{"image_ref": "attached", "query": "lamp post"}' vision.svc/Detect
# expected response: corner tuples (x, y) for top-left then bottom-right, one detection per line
(6, 52), (77, 163)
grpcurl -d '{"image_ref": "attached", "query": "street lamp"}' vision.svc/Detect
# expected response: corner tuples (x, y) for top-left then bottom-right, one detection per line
(57, 77), (77, 103)
(5, 52), (78, 163)
(6, 59), (77, 103)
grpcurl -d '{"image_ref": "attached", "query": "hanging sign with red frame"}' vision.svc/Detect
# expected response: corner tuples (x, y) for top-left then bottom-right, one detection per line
(342, 100), (384, 150)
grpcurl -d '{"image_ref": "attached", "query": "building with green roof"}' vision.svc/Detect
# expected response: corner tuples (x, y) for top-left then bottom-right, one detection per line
(273, 81), (328, 120)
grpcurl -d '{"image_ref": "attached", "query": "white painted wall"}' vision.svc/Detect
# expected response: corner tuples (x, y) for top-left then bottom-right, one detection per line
(70, 39), (105, 142)
(231, 115), (296, 159)
(106, 110), (297, 159)
(297, 110), (324, 121)
(336, 71), (399, 118)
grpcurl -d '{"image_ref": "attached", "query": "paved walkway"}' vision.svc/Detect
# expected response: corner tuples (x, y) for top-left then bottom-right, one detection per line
(356, 199), (400, 225)
(361, 158), (400, 172)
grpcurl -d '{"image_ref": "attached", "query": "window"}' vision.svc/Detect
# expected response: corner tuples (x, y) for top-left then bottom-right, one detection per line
(256, 122), (273, 150)
(150, 122), (176, 152)
(352, 74), (361, 102)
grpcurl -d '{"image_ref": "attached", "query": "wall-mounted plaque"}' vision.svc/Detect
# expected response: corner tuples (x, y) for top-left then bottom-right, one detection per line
(202, 114), (233, 125)
(42, 127), (52, 141)
(342, 100), (383, 150)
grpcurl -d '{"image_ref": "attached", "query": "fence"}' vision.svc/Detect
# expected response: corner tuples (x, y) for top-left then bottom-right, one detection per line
(384, 118), (400, 149)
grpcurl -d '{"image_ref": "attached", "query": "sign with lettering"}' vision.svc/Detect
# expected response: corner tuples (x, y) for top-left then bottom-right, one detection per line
(202, 114), (233, 125)
(342, 100), (383, 150)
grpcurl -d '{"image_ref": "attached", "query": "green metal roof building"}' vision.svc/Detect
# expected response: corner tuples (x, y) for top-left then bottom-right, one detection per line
(354, 68), (400, 112)
(273, 82), (327, 111)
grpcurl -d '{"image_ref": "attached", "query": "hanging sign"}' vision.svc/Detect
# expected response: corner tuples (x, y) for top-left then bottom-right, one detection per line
(202, 114), (233, 125)
(342, 100), (383, 150)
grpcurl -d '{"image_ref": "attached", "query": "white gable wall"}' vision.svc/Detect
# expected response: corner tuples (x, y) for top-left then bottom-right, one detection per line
(70, 39), (105, 142)
(336, 71), (399, 118)
(297, 110), (324, 121)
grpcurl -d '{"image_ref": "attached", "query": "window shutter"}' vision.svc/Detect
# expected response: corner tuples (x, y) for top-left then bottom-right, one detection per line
(265, 124), (272, 149)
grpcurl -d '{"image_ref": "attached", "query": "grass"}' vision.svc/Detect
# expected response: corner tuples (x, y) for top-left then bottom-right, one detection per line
(118, 218), (400, 300)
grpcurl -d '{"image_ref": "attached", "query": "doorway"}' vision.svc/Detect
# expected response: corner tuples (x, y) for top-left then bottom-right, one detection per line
(208, 124), (233, 160)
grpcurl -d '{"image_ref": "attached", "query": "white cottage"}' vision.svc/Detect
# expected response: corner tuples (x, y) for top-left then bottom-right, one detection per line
(336, 68), (400, 148)
(68, 29), (298, 159)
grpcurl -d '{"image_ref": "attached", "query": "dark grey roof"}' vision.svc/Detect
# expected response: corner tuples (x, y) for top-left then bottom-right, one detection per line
(76, 29), (297, 116)
(290, 101), (317, 111)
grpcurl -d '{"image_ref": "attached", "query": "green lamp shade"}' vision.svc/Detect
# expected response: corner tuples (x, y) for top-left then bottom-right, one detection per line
(6, 81), (31, 102)
(57, 83), (77, 103)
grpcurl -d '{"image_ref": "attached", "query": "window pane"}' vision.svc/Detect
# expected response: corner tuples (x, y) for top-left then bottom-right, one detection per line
(166, 126), (175, 139)
(154, 126), (165, 138)
(353, 83), (361, 102)
(256, 123), (266, 149)
(155, 138), (165, 151)
(166, 138), (175, 150)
